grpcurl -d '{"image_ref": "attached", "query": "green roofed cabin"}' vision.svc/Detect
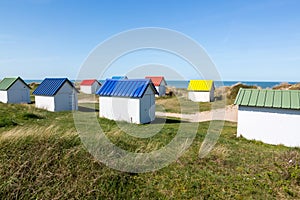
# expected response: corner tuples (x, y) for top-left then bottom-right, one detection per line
(0, 77), (31, 104)
(234, 88), (300, 147)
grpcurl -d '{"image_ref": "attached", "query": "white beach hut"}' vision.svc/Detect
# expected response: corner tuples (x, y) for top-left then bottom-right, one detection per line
(187, 80), (215, 102)
(97, 79), (158, 124)
(33, 78), (78, 112)
(0, 77), (31, 104)
(235, 88), (300, 147)
(80, 79), (101, 94)
(145, 76), (167, 96)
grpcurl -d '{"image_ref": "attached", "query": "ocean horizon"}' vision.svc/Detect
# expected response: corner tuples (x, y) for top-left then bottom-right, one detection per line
(24, 80), (298, 89)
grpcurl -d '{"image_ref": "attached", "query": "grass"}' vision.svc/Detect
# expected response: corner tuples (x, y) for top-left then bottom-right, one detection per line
(0, 103), (300, 199)
(156, 96), (226, 113)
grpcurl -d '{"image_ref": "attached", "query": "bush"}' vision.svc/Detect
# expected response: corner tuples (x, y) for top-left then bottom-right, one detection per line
(227, 83), (259, 100)
(21, 113), (43, 120)
(0, 117), (17, 127)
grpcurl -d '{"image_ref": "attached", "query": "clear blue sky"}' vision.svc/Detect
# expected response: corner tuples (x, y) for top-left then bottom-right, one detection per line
(0, 0), (299, 81)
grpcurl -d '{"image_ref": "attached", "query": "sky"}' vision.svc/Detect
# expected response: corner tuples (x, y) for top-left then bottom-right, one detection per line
(0, 0), (300, 81)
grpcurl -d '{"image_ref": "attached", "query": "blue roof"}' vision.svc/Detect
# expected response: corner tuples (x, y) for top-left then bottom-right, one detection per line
(111, 76), (128, 80)
(33, 78), (77, 96)
(96, 79), (158, 98)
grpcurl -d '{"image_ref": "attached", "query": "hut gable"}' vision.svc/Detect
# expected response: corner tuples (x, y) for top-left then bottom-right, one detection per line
(0, 77), (31, 104)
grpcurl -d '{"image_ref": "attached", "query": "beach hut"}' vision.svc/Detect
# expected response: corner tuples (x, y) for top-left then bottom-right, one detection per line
(33, 78), (78, 112)
(187, 80), (215, 102)
(111, 76), (128, 80)
(0, 77), (31, 104)
(97, 79), (158, 124)
(145, 76), (167, 96)
(235, 88), (300, 147)
(80, 79), (101, 94)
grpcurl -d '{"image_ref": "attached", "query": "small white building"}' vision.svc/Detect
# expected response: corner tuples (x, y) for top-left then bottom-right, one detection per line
(80, 79), (101, 94)
(97, 79), (158, 124)
(0, 77), (31, 104)
(33, 78), (78, 112)
(235, 88), (300, 147)
(187, 80), (215, 102)
(145, 76), (167, 96)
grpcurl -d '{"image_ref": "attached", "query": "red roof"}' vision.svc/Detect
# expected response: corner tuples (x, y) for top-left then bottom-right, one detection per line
(145, 76), (166, 86)
(80, 79), (99, 86)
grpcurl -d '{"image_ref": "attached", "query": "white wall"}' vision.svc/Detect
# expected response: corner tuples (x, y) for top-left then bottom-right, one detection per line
(80, 85), (92, 94)
(6, 79), (31, 104)
(35, 96), (55, 111)
(99, 96), (141, 123)
(80, 82), (101, 94)
(237, 106), (300, 147)
(99, 86), (155, 124)
(0, 91), (8, 103)
(188, 91), (211, 102)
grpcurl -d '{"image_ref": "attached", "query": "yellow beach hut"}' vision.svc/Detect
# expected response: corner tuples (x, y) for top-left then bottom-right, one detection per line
(187, 80), (215, 102)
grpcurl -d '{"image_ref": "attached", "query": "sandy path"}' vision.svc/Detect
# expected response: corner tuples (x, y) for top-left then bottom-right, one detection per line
(156, 105), (238, 122)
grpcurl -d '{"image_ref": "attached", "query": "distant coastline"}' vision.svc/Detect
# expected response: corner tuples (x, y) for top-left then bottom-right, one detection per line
(24, 80), (299, 89)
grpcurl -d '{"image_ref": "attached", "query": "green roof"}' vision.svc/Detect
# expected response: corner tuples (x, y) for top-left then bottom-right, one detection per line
(0, 77), (29, 91)
(234, 89), (300, 110)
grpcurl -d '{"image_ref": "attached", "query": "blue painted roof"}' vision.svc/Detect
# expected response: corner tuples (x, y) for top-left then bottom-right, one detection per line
(33, 78), (77, 96)
(111, 76), (128, 80)
(96, 79), (158, 98)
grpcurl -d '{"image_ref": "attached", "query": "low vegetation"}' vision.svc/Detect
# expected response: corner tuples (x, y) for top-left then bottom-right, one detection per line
(0, 103), (300, 199)
(224, 83), (259, 104)
(156, 87), (227, 114)
(273, 82), (300, 90)
(156, 96), (214, 113)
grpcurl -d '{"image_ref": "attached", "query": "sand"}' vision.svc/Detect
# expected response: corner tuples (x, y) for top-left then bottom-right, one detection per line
(156, 105), (238, 122)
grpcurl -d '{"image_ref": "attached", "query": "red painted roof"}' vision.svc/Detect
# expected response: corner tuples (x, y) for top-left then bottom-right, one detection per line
(80, 79), (99, 86)
(145, 76), (166, 86)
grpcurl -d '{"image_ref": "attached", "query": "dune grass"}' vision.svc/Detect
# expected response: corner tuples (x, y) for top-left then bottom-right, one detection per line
(156, 96), (226, 113)
(0, 103), (300, 199)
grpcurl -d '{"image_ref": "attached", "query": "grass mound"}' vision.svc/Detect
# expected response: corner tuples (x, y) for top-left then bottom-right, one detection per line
(0, 118), (18, 127)
(0, 103), (45, 127)
(0, 103), (300, 199)
(227, 83), (259, 100)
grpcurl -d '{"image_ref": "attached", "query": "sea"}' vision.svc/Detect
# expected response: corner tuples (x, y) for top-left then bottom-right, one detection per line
(24, 80), (298, 89)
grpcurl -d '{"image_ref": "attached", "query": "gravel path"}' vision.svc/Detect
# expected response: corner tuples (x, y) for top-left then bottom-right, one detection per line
(156, 105), (238, 122)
